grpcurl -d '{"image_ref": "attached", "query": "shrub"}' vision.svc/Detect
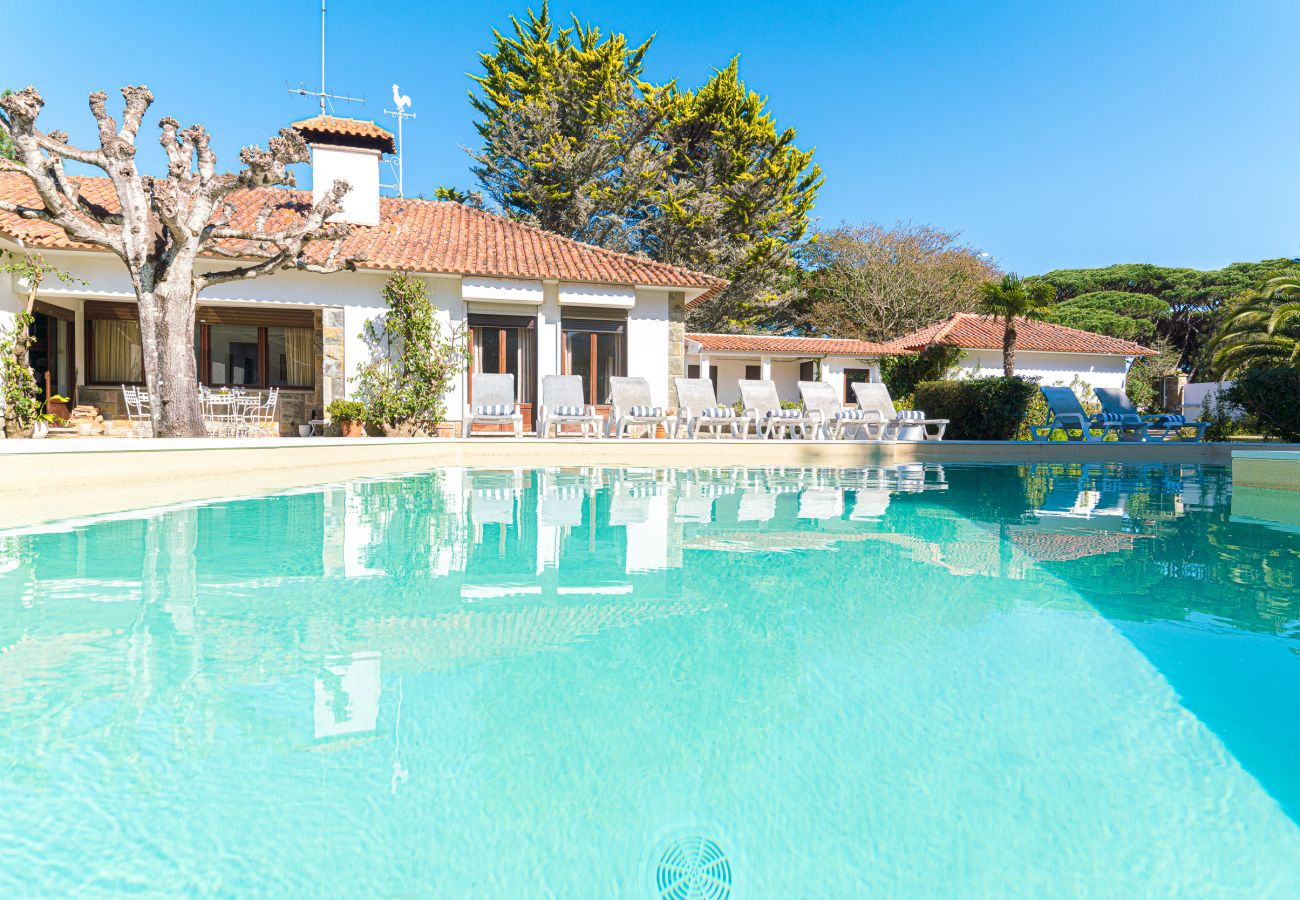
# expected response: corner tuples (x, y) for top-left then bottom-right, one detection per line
(879, 346), (962, 399)
(1223, 367), (1300, 442)
(326, 399), (367, 422)
(1198, 387), (1249, 441)
(1124, 359), (1157, 411)
(912, 376), (1039, 440)
(354, 271), (469, 434)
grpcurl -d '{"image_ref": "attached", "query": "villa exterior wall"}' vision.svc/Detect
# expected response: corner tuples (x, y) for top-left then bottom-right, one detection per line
(951, 348), (1133, 394)
(2, 242), (688, 432)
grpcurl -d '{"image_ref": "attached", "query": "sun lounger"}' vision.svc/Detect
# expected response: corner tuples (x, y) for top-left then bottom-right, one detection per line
(851, 382), (948, 441)
(1094, 387), (1209, 442)
(673, 377), (750, 438)
(1028, 386), (1122, 442)
(797, 380), (879, 439)
(607, 377), (674, 439)
(739, 379), (818, 439)
(463, 373), (523, 437)
(537, 375), (604, 438)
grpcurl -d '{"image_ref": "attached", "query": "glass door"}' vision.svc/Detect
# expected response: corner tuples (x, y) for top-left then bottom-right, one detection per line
(469, 315), (536, 431)
(30, 305), (75, 415)
(562, 317), (626, 411)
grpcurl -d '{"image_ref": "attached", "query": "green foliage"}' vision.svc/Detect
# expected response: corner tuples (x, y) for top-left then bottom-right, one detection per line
(1124, 359), (1157, 411)
(1048, 290), (1170, 342)
(0, 89), (13, 160)
(1207, 272), (1300, 377)
(432, 186), (485, 208)
(1223, 367), (1300, 442)
(468, 3), (821, 331)
(793, 223), (998, 341)
(912, 376), (1039, 441)
(326, 399), (366, 422)
(1198, 388), (1249, 442)
(0, 310), (39, 433)
(978, 273), (1055, 375)
(353, 271), (469, 433)
(1037, 259), (1291, 375)
(879, 345), (962, 399)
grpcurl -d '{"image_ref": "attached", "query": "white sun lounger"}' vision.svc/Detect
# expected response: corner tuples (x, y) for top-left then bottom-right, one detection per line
(798, 380), (879, 439)
(608, 377), (674, 439)
(739, 379), (818, 439)
(674, 377), (750, 438)
(463, 373), (523, 437)
(851, 382), (948, 441)
(537, 375), (604, 438)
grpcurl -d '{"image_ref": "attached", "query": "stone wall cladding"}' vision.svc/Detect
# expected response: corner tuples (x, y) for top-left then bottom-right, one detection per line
(667, 290), (686, 407)
(320, 306), (346, 413)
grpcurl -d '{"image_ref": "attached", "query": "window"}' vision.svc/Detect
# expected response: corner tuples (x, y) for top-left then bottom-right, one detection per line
(85, 301), (315, 389)
(469, 314), (536, 406)
(562, 315), (626, 405)
(744, 364), (762, 381)
(800, 360), (816, 382)
(87, 318), (144, 384)
(844, 367), (873, 403)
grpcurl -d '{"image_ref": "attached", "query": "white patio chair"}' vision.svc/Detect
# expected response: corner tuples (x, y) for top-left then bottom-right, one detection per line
(463, 373), (524, 437)
(607, 377), (673, 439)
(537, 375), (604, 438)
(243, 387), (280, 438)
(1094, 387), (1209, 442)
(797, 380), (879, 440)
(673, 377), (750, 439)
(739, 379), (818, 439)
(851, 382), (948, 441)
(121, 385), (153, 438)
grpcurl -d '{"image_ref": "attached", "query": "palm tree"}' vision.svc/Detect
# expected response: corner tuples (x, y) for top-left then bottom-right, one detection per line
(1208, 270), (1300, 377)
(978, 273), (1056, 376)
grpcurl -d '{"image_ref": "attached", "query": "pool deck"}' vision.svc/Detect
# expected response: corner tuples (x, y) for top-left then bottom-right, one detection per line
(1, 437), (1295, 531)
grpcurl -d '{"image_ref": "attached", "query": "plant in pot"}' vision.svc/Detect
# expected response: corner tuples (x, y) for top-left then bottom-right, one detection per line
(326, 399), (368, 438)
(353, 271), (469, 437)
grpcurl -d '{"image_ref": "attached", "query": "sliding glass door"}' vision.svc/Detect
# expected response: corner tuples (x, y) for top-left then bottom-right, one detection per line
(469, 314), (536, 430)
(563, 319), (625, 408)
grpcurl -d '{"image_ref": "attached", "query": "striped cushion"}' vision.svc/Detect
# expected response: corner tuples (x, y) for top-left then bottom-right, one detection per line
(1096, 412), (1127, 423)
(552, 405), (587, 417)
(628, 405), (664, 417)
(896, 410), (927, 421)
(1149, 414), (1185, 426)
(835, 409), (868, 420)
(474, 404), (514, 417)
(766, 409), (802, 419)
(699, 406), (735, 418)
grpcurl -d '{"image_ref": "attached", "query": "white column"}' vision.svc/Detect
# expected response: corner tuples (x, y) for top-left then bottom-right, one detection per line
(699, 354), (711, 379)
(759, 355), (772, 381)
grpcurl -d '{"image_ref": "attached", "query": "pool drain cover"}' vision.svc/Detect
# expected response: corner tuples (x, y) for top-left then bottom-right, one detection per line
(651, 833), (732, 900)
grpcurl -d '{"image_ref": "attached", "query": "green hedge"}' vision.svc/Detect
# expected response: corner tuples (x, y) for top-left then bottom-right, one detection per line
(912, 377), (1040, 440)
(1224, 367), (1300, 442)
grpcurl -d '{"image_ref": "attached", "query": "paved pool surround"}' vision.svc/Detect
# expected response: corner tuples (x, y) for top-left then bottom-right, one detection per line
(1, 437), (1293, 531)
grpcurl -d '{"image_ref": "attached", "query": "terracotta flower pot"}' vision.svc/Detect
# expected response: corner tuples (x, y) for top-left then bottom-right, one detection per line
(340, 419), (366, 438)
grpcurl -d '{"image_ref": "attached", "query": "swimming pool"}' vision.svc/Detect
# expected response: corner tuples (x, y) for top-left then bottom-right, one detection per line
(1, 463), (1297, 896)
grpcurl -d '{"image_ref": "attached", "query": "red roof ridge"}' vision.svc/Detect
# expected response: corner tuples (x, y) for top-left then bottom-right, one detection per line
(882, 311), (1156, 357)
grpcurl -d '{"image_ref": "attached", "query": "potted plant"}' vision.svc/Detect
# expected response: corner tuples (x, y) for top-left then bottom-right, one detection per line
(326, 399), (367, 438)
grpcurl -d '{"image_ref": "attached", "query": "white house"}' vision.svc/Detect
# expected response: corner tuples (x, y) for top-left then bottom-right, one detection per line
(881, 313), (1156, 394)
(684, 333), (888, 406)
(0, 116), (724, 433)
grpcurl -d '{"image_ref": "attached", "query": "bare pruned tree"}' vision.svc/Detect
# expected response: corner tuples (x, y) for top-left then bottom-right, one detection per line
(0, 85), (360, 437)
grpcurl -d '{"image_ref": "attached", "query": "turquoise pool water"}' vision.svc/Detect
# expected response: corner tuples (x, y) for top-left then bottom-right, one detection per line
(1, 463), (1298, 897)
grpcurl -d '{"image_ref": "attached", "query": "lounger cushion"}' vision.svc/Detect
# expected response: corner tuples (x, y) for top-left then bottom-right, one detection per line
(474, 404), (515, 416)
(551, 405), (588, 417)
(1147, 414), (1185, 425)
(699, 407), (736, 418)
(896, 410), (928, 421)
(628, 405), (665, 417)
(1096, 412), (1128, 423)
(834, 409), (868, 420)
(766, 409), (803, 419)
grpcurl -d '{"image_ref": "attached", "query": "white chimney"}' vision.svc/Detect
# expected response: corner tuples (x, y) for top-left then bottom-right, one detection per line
(292, 116), (395, 228)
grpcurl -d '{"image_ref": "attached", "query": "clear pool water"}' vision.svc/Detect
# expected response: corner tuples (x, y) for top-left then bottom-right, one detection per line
(1, 463), (1298, 897)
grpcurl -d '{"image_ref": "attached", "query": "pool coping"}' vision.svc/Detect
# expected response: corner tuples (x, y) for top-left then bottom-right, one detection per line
(1, 437), (1294, 531)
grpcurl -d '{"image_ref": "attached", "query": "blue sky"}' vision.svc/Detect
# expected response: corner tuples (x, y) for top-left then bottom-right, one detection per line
(4, 0), (1298, 274)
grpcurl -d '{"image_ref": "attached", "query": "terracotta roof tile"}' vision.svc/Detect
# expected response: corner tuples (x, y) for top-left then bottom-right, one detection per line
(687, 333), (894, 356)
(0, 174), (726, 297)
(880, 312), (1157, 357)
(291, 115), (396, 154)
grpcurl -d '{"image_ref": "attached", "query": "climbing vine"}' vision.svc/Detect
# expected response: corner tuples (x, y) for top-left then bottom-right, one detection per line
(0, 250), (82, 437)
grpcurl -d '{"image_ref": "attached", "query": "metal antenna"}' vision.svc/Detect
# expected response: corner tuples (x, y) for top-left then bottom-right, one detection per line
(286, 1), (365, 115)
(383, 84), (416, 197)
